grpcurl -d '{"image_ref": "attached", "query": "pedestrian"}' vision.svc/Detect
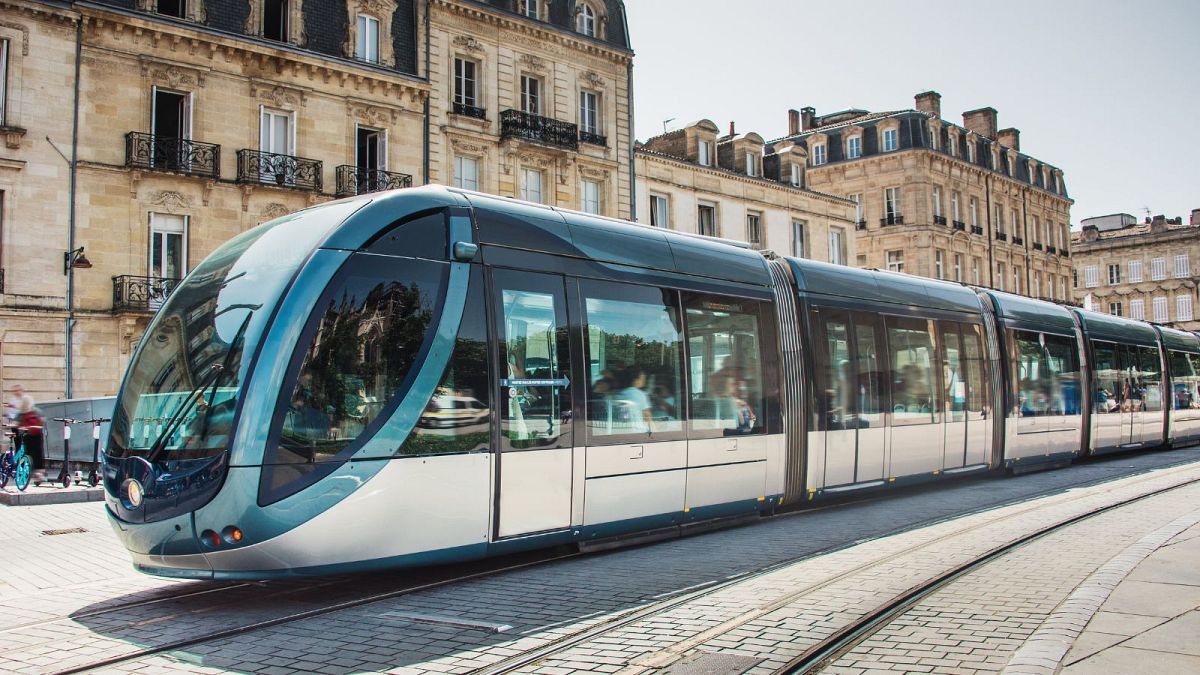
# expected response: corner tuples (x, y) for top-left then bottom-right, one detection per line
(6, 384), (44, 479)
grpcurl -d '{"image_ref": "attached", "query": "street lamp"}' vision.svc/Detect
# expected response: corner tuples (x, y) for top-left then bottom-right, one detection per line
(64, 246), (91, 275)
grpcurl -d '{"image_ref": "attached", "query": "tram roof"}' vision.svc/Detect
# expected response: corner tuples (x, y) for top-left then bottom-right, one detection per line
(978, 290), (1078, 335)
(1072, 308), (1160, 346)
(1156, 325), (1200, 352)
(787, 258), (984, 315)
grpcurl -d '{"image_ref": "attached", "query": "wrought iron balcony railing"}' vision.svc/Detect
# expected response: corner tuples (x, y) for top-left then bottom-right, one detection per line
(335, 166), (413, 197)
(953, 220), (966, 231)
(579, 130), (608, 146)
(996, 231), (1008, 241)
(1033, 242), (1044, 251)
(880, 214), (904, 227)
(236, 149), (322, 192)
(125, 132), (220, 179)
(855, 220), (867, 231)
(500, 109), (578, 150)
(1061, 250), (1070, 258)
(113, 275), (180, 313)
(453, 102), (487, 119)
(1013, 236), (1024, 246)
(1047, 245), (1058, 255)
(971, 225), (984, 235)
(933, 215), (947, 225)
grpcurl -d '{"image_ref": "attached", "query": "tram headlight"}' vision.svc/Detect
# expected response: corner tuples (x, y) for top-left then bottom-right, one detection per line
(121, 478), (144, 509)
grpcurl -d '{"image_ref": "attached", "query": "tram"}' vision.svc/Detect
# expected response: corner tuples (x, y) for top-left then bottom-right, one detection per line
(103, 185), (1200, 579)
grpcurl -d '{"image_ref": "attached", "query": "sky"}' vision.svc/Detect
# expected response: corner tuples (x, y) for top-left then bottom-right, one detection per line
(624, 0), (1200, 227)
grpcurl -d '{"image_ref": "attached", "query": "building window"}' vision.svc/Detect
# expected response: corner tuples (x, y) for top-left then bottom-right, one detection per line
(697, 203), (716, 237)
(1033, 275), (1041, 298)
(453, 155), (478, 191)
(1005, 153), (1014, 176)
(148, 212), (188, 284)
(577, 2), (596, 37)
(579, 90), (600, 135)
(263, 0), (288, 42)
(971, 257), (981, 285)
(1060, 279), (1066, 301)
(454, 58), (478, 109)
(1180, 295), (1194, 322)
(1131, 298), (1145, 320)
(746, 212), (762, 247)
(1129, 260), (1143, 283)
(847, 136), (861, 159)
(519, 167), (543, 203)
(260, 107), (293, 160)
(581, 179), (601, 214)
(931, 186), (942, 218)
(1010, 211), (1019, 239)
(1054, 173), (1061, 194)
(969, 197), (979, 227)
(520, 74), (541, 115)
(745, 152), (757, 177)
(790, 163), (802, 187)
(849, 193), (863, 225)
(1176, 254), (1190, 278)
(1108, 264), (1121, 285)
(697, 140), (711, 166)
(524, 0), (540, 19)
(1084, 266), (1098, 288)
(951, 191), (961, 223)
(1073, 269), (1078, 288)
(967, 142), (975, 163)
(1013, 268), (1021, 295)
(935, 250), (944, 279)
(356, 14), (380, 63)
(995, 205), (1004, 234)
(997, 262), (1006, 291)
(886, 250), (904, 273)
(953, 253), (963, 282)
(1152, 257), (1166, 281)
(882, 127), (898, 152)
(792, 220), (806, 258)
(948, 134), (957, 157)
(812, 143), (826, 166)
(649, 194), (669, 228)
(157, 0), (186, 18)
(0, 39), (7, 126)
(1109, 302), (1122, 317)
(1154, 296), (1168, 323)
(1032, 215), (1041, 243)
(884, 187), (901, 222)
(929, 125), (938, 151)
(829, 227), (846, 265)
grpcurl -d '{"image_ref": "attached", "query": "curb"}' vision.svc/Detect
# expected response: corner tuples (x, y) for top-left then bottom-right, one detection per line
(0, 486), (105, 506)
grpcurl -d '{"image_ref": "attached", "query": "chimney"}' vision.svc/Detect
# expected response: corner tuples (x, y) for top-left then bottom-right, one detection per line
(1151, 215), (1168, 234)
(1191, 208), (1200, 226)
(801, 106), (817, 131)
(729, 121), (736, 137)
(1082, 225), (1099, 242)
(996, 127), (1021, 151)
(788, 109), (800, 136)
(914, 90), (942, 118)
(962, 107), (998, 139)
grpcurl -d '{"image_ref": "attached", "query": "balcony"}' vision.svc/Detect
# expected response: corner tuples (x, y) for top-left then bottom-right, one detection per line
(125, 132), (220, 179)
(996, 232), (1008, 241)
(1061, 250), (1070, 258)
(113, 275), (179, 314)
(880, 214), (904, 227)
(236, 149), (322, 192)
(1047, 245), (1058, 255)
(579, 130), (608, 147)
(500, 109), (578, 151)
(452, 102), (487, 120)
(933, 215), (947, 226)
(335, 166), (413, 197)
(971, 225), (984, 235)
(1013, 236), (1024, 246)
(1033, 242), (1044, 251)
(856, 220), (868, 231)
(953, 220), (966, 231)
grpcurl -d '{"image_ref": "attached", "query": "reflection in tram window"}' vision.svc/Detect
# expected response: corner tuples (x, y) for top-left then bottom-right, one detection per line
(1092, 342), (1122, 413)
(1013, 332), (1080, 417)
(887, 317), (936, 424)
(1045, 335), (1081, 415)
(685, 297), (764, 436)
(584, 285), (684, 439)
(815, 314), (852, 431)
(855, 316), (887, 425)
(1170, 351), (1200, 410)
(402, 268), (491, 456)
(942, 323), (966, 419)
(962, 325), (990, 414)
(273, 256), (448, 470)
(500, 285), (568, 449)
(1138, 346), (1163, 412)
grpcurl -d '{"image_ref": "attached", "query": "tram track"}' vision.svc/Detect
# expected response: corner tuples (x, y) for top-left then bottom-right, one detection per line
(35, 453), (1200, 675)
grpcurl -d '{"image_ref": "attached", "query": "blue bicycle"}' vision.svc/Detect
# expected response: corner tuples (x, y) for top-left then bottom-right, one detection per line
(0, 426), (33, 491)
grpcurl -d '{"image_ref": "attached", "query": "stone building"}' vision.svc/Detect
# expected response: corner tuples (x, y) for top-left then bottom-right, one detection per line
(635, 120), (856, 263)
(771, 92), (1073, 299)
(0, 0), (631, 400)
(1072, 210), (1200, 330)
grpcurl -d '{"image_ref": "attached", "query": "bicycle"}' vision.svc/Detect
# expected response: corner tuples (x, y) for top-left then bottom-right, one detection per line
(0, 425), (34, 491)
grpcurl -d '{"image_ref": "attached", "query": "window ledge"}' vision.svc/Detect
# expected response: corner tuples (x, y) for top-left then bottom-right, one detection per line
(1, 125), (27, 150)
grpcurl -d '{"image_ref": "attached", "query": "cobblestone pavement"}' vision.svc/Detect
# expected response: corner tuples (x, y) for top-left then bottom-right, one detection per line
(0, 447), (1198, 674)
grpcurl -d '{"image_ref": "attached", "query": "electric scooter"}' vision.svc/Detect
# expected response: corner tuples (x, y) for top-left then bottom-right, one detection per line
(82, 417), (110, 487)
(52, 417), (79, 488)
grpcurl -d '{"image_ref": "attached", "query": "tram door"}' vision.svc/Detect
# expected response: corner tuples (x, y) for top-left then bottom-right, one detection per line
(940, 323), (990, 469)
(1091, 342), (1125, 449)
(814, 310), (886, 487)
(491, 270), (575, 539)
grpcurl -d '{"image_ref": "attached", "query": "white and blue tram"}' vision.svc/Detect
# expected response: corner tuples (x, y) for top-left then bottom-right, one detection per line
(103, 186), (1200, 579)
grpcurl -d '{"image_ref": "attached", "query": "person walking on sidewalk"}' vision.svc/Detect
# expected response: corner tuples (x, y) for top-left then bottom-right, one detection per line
(6, 384), (45, 480)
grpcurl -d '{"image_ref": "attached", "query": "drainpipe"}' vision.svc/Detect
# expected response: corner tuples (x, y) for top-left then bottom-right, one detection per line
(421, 0), (431, 184)
(984, 174), (994, 288)
(64, 16), (83, 399)
(1022, 189), (1031, 296)
(627, 60), (635, 221)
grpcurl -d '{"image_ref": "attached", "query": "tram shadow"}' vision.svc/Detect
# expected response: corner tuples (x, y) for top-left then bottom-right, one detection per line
(68, 444), (1200, 674)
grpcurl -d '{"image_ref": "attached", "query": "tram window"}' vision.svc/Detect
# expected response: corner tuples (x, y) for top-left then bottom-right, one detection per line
(855, 315), (887, 424)
(1139, 346), (1163, 412)
(1168, 351), (1198, 410)
(962, 324), (989, 413)
(1013, 331), (1048, 417)
(364, 210), (448, 261)
(941, 323), (966, 417)
(498, 281), (569, 450)
(583, 284), (684, 441)
(1188, 354), (1200, 409)
(814, 312), (853, 432)
(269, 255), (448, 475)
(886, 317), (937, 425)
(1044, 335), (1081, 416)
(684, 295), (765, 437)
(1092, 342), (1121, 413)
(400, 267), (490, 456)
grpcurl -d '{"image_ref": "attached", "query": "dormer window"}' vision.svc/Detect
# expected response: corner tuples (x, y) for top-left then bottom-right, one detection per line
(524, 0), (540, 19)
(847, 136), (861, 159)
(745, 151), (757, 177)
(948, 134), (957, 157)
(697, 140), (711, 166)
(790, 163), (802, 187)
(263, 0), (288, 42)
(882, 128), (898, 152)
(157, 0), (186, 18)
(967, 141), (975, 163)
(578, 3), (596, 37)
(356, 14), (380, 63)
(811, 143), (826, 166)
(1005, 153), (1014, 175)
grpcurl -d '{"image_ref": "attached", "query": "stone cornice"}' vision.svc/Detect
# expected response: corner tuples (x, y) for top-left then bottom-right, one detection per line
(78, 3), (431, 103)
(0, 0), (78, 26)
(434, 0), (633, 63)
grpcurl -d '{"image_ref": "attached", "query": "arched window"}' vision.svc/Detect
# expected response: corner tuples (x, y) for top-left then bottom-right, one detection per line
(578, 3), (596, 37)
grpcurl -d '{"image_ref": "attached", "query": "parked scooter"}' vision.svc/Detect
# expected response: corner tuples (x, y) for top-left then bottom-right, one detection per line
(51, 417), (79, 488)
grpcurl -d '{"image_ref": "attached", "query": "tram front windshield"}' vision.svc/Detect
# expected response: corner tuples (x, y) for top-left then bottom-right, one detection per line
(108, 200), (367, 461)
